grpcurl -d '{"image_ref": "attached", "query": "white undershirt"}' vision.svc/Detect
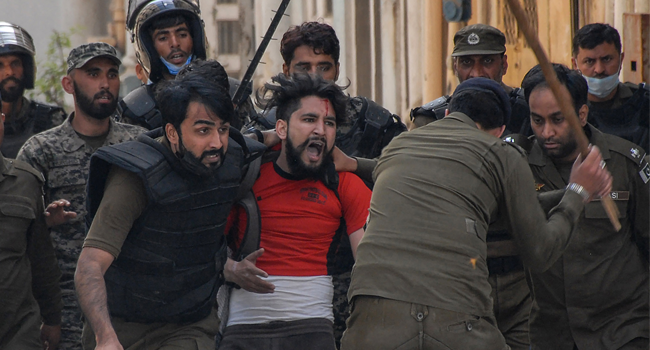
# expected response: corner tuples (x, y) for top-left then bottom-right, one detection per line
(227, 275), (334, 326)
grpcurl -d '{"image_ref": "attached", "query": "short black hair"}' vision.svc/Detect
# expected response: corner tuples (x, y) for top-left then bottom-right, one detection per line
(521, 63), (588, 113)
(176, 59), (230, 91)
(572, 23), (621, 56)
(280, 22), (340, 66)
(257, 73), (348, 127)
(147, 13), (191, 37)
(156, 74), (234, 134)
(449, 90), (505, 130)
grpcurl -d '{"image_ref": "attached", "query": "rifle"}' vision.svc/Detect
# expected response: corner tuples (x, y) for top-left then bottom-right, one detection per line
(232, 0), (291, 111)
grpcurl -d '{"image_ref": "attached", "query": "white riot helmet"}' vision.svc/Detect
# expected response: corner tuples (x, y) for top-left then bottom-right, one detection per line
(127, 0), (207, 84)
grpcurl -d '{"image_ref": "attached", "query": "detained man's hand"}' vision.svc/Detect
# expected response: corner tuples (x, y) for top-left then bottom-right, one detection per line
(224, 248), (275, 294)
(45, 199), (77, 228)
(40, 323), (60, 350)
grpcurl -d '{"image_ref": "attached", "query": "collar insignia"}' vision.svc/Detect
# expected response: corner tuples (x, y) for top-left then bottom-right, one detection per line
(631, 148), (641, 158)
(535, 183), (545, 191)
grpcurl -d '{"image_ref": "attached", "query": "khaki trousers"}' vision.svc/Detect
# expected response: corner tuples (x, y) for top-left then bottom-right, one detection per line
(340, 296), (510, 350)
(82, 307), (220, 350)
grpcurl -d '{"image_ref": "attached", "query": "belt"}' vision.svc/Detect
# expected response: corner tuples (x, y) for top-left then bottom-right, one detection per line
(487, 255), (523, 275)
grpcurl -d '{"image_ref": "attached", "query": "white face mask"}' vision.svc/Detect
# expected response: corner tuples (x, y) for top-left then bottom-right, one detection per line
(583, 72), (620, 98)
(582, 56), (621, 98)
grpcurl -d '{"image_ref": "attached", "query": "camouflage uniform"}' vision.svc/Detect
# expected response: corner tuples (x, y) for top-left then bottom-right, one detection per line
(17, 113), (144, 350)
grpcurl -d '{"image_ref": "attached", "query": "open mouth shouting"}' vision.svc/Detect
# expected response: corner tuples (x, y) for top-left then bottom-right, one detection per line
(305, 139), (325, 163)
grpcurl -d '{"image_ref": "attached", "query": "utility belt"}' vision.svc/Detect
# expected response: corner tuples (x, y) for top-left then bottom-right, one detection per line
(486, 238), (522, 275)
(487, 255), (523, 275)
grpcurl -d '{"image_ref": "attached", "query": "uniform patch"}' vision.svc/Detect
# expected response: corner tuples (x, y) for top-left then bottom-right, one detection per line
(535, 183), (545, 191)
(468, 33), (480, 45)
(631, 148), (641, 159)
(640, 163), (650, 184)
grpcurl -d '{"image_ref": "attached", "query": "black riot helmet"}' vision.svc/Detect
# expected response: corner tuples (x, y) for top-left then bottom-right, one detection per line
(128, 0), (207, 84)
(0, 22), (36, 89)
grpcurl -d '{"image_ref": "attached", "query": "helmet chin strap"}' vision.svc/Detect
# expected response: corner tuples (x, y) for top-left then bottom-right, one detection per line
(160, 55), (194, 75)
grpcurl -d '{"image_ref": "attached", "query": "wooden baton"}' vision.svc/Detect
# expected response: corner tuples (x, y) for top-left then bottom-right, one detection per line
(505, 0), (621, 231)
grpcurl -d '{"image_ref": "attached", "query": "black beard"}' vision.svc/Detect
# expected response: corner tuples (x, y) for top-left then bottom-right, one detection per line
(0, 77), (25, 103)
(175, 134), (225, 178)
(285, 135), (333, 181)
(539, 129), (579, 162)
(73, 82), (117, 120)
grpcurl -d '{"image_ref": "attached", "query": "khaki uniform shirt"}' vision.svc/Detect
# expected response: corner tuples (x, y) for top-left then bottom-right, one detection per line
(348, 112), (585, 317)
(0, 153), (62, 349)
(16, 113), (144, 348)
(589, 82), (634, 110)
(527, 125), (649, 350)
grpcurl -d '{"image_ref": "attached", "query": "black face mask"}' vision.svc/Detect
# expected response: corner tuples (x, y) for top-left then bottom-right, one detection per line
(175, 134), (226, 178)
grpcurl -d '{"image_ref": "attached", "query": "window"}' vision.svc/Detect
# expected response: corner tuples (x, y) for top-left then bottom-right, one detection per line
(217, 0), (237, 4)
(218, 21), (240, 55)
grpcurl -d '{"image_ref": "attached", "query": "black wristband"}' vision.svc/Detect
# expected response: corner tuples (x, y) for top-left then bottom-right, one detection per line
(245, 127), (264, 144)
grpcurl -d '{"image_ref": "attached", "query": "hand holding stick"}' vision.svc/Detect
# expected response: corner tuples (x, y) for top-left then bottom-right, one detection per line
(505, 0), (621, 231)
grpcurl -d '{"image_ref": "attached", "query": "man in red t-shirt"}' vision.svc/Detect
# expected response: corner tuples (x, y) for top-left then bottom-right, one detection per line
(219, 73), (371, 350)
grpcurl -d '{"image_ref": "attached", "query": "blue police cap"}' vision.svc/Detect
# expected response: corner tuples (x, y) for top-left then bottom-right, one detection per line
(453, 77), (511, 127)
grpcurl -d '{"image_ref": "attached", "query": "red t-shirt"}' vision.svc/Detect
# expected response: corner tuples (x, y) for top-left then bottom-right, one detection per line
(228, 162), (371, 276)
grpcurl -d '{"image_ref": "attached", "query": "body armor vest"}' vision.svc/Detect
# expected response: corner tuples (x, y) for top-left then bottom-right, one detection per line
(2, 101), (65, 158)
(87, 132), (244, 323)
(116, 84), (162, 130)
(588, 83), (649, 151)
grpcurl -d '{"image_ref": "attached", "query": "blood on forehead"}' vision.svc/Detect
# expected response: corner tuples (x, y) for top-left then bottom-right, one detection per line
(320, 98), (329, 116)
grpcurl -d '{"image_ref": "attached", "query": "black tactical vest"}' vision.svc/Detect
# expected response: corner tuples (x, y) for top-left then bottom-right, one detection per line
(86, 132), (243, 323)
(1, 100), (65, 158)
(588, 83), (649, 152)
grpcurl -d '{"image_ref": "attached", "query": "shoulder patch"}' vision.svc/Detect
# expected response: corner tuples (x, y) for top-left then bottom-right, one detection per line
(606, 134), (646, 166)
(639, 162), (650, 184)
(502, 139), (527, 157)
(11, 159), (45, 183)
(502, 133), (532, 154)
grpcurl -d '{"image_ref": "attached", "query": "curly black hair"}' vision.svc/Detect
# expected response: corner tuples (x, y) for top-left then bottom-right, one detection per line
(257, 73), (348, 127)
(280, 22), (340, 66)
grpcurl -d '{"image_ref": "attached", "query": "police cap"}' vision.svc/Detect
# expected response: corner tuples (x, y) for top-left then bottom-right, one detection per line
(451, 24), (506, 57)
(454, 77), (511, 126)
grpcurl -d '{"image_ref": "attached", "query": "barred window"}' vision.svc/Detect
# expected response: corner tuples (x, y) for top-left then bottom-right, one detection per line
(218, 21), (240, 54)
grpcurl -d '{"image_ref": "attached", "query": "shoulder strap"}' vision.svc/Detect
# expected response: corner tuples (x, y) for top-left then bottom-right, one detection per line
(12, 159), (45, 183)
(356, 97), (406, 158)
(503, 133), (533, 154)
(29, 101), (66, 132)
(117, 85), (162, 129)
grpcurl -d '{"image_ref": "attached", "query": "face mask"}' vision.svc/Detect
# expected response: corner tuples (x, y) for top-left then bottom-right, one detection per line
(160, 55), (193, 76)
(583, 62), (620, 98)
